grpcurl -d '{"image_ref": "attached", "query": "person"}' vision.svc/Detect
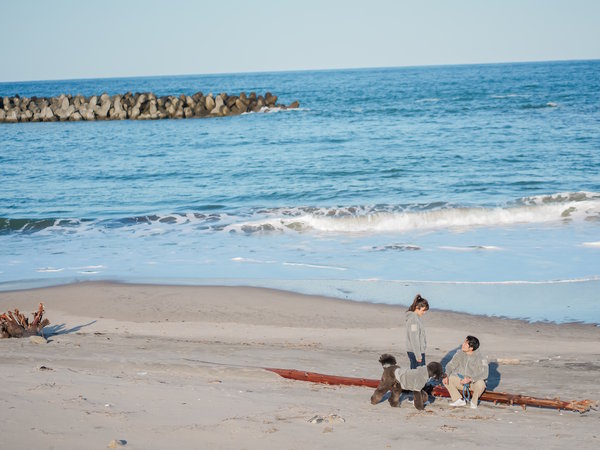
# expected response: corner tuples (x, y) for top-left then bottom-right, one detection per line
(405, 294), (429, 369)
(442, 335), (489, 409)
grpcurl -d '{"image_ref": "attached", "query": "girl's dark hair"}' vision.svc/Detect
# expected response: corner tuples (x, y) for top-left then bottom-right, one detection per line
(408, 294), (429, 312)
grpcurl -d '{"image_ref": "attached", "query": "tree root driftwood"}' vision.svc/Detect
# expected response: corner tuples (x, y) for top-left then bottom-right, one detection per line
(265, 368), (598, 414)
(0, 303), (50, 338)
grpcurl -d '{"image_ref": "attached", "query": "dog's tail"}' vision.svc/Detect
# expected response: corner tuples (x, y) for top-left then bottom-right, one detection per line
(379, 353), (397, 368)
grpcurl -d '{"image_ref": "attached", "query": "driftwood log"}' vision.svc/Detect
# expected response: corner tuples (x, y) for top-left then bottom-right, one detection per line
(0, 303), (50, 338)
(429, 385), (597, 414)
(264, 367), (598, 414)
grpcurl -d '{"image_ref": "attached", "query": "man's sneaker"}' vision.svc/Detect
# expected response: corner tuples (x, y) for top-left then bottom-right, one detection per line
(470, 401), (478, 409)
(449, 398), (466, 407)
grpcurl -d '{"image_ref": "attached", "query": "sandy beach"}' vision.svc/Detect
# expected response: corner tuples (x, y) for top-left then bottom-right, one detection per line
(1, 281), (598, 449)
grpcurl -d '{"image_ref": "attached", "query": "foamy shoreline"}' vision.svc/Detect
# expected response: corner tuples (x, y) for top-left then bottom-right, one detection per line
(1, 282), (598, 449)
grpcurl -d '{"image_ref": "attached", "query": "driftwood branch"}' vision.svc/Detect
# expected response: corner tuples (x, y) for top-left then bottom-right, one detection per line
(265, 368), (598, 414)
(430, 385), (597, 414)
(0, 303), (50, 338)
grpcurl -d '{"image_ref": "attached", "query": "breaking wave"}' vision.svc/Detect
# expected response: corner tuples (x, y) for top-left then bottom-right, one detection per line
(227, 192), (600, 234)
(2, 192), (599, 236)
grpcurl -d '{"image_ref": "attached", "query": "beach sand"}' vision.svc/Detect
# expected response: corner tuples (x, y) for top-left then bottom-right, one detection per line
(1, 281), (598, 449)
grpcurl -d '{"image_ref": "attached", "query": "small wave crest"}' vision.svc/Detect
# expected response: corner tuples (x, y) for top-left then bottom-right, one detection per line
(516, 191), (600, 205)
(369, 244), (421, 252)
(36, 267), (64, 273)
(0, 213), (226, 235)
(0, 218), (87, 234)
(241, 106), (307, 115)
(520, 102), (559, 109)
(491, 93), (526, 99)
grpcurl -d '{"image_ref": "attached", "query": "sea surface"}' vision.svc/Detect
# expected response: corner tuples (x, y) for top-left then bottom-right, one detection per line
(1, 60), (599, 323)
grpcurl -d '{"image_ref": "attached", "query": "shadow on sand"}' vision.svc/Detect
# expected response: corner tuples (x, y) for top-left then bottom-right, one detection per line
(43, 320), (97, 337)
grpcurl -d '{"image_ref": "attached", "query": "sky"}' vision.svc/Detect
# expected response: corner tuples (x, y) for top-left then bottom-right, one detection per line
(1, 0), (599, 82)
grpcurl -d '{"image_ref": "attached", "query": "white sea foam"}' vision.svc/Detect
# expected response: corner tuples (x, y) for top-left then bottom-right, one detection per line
(7, 192), (599, 238)
(241, 106), (307, 115)
(491, 93), (526, 99)
(582, 241), (600, 248)
(439, 245), (502, 252)
(292, 201), (599, 234)
(232, 257), (277, 264)
(282, 262), (347, 271)
(232, 257), (347, 270)
(368, 244), (421, 252)
(72, 265), (104, 274)
(36, 267), (64, 273)
(518, 192), (598, 204)
(372, 276), (600, 285)
(223, 193), (600, 235)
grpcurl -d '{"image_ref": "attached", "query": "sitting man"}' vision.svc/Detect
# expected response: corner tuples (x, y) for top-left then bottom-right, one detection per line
(442, 335), (489, 409)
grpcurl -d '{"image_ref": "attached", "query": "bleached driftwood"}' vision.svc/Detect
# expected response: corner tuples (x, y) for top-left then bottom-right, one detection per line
(0, 303), (50, 338)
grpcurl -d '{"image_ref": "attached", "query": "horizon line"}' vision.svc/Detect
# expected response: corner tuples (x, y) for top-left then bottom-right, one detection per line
(1, 57), (598, 85)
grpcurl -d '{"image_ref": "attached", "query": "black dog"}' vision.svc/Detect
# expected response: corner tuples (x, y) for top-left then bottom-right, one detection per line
(370, 354), (444, 410)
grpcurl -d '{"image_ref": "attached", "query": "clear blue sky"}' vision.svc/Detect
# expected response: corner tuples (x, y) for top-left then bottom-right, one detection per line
(2, 0), (599, 82)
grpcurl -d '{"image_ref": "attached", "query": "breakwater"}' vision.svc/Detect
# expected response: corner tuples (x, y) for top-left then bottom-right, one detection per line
(0, 91), (299, 123)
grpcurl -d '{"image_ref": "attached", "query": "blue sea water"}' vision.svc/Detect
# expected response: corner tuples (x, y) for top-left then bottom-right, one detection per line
(1, 60), (599, 323)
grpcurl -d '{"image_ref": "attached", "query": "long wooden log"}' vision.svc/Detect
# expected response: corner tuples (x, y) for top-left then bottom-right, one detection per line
(266, 368), (380, 388)
(264, 367), (597, 414)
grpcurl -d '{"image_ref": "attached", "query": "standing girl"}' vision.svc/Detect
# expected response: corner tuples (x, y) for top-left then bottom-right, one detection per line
(405, 294), (429, 369)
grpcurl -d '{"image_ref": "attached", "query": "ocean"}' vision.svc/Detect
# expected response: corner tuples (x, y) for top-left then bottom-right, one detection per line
(1, 60), (599, 323)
